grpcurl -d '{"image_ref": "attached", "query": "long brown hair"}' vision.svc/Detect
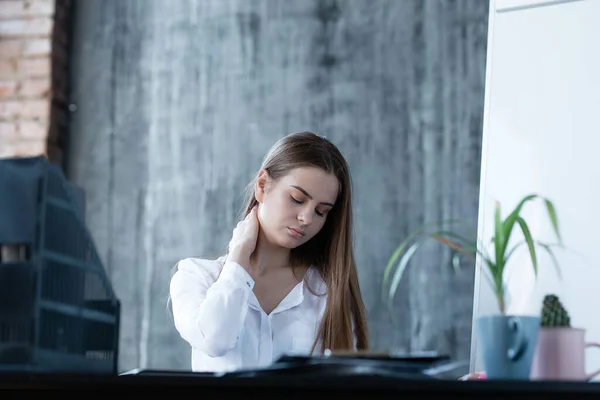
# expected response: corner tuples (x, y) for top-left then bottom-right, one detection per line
(240, 131), (368, 353)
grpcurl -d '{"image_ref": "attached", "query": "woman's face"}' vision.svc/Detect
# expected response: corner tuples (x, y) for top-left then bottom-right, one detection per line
(256, 166), (339, 249)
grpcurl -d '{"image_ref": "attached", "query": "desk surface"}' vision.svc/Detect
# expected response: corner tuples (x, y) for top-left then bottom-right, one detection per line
(2, 370), (600, 399)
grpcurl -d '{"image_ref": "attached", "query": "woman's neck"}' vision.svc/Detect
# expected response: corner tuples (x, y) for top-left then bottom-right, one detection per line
(250, 229), (291, 277)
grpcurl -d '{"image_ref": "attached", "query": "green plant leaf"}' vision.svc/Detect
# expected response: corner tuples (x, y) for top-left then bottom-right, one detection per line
(383, 228), (490, 304)
(504, 240), (526, 264)
(500, 194), (538, 256)
(515, 216), (538, 276)
(434, 230), (495, 259)
(432, 230), (476, 250)
(487, 257), (503, 293)
(490, 194), (539, 293)
(504, 239), (563, 281)
(506, 194), (538, 221)
(432, 231), (495, 267)
(387, 242), (420, 307)
(494, 201), (506, 267)
(431, 232), (502, 297)
(480, 259), (499, 297)
(536, 241), (563, 280)
(433, 233), (476, 259)
(383, 193), (563, 317)
(382, 241), (410, 294)
(381, 219), (460, 291)
(544, 199), (562, 244)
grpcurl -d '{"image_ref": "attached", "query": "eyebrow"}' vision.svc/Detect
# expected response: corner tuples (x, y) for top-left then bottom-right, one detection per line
(290, 185), (335, 207)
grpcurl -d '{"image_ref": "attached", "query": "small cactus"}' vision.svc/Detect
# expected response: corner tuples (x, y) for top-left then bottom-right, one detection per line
(540, 294), (571, 327)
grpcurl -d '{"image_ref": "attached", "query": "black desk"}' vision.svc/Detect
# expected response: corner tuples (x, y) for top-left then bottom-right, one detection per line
(2, 371), (600, 399)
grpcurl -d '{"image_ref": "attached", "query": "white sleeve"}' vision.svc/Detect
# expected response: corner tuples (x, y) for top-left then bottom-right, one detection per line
(169, 258), (255, 357)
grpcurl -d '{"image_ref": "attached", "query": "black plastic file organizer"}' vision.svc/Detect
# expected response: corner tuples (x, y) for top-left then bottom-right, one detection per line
(0, 156), (120, 374)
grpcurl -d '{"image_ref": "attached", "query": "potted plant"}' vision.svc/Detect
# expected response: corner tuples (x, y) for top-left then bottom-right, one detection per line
(382, 193), (563, 379)
(530, 294), (600, 381)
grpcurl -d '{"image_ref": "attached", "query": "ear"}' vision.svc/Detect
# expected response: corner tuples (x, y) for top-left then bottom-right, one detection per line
(254, 169), (269, 203)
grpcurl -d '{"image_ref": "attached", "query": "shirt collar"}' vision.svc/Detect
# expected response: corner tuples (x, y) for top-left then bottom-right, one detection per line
(249, 267), (325, 315)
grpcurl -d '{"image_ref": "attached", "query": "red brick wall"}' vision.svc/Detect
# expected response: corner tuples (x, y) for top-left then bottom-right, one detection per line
(0, 0), (71, 165)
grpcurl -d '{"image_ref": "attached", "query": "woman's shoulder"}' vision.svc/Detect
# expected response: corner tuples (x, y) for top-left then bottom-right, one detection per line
(173, 255), (227, 281)
(304, 266), (327, 295)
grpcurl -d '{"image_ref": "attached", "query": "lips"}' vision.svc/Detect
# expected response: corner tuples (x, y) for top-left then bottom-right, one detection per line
(288, 227), (305, 238)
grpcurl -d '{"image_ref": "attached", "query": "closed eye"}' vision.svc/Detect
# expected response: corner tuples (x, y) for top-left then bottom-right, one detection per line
(291, 196), (326, 218)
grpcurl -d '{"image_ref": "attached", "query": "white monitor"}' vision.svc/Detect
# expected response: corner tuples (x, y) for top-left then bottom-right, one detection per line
(471, 0), (600, 377)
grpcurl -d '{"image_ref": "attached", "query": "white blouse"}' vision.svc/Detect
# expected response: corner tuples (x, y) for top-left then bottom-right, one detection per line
(169, 256), (328, 373)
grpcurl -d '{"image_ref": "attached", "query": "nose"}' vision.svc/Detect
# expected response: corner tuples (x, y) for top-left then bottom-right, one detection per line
(298, 210), (312, 226)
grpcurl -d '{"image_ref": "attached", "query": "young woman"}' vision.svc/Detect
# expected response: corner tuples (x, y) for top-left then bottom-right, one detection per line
(169, 131), (369, 373)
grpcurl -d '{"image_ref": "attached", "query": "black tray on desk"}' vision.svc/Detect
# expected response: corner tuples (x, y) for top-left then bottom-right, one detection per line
(121, 352), (455, 380)
(222, 352), (452, 379)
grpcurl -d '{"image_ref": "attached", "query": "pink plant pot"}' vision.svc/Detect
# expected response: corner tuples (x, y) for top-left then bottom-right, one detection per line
(530, 327), (600, 381)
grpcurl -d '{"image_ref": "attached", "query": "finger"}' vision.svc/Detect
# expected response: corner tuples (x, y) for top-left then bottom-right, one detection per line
(459, 373), (476, 381)
(461, 372), (486, 381)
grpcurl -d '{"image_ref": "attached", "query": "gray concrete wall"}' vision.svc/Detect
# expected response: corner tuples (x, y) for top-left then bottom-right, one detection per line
(65, 0), (488, 373)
